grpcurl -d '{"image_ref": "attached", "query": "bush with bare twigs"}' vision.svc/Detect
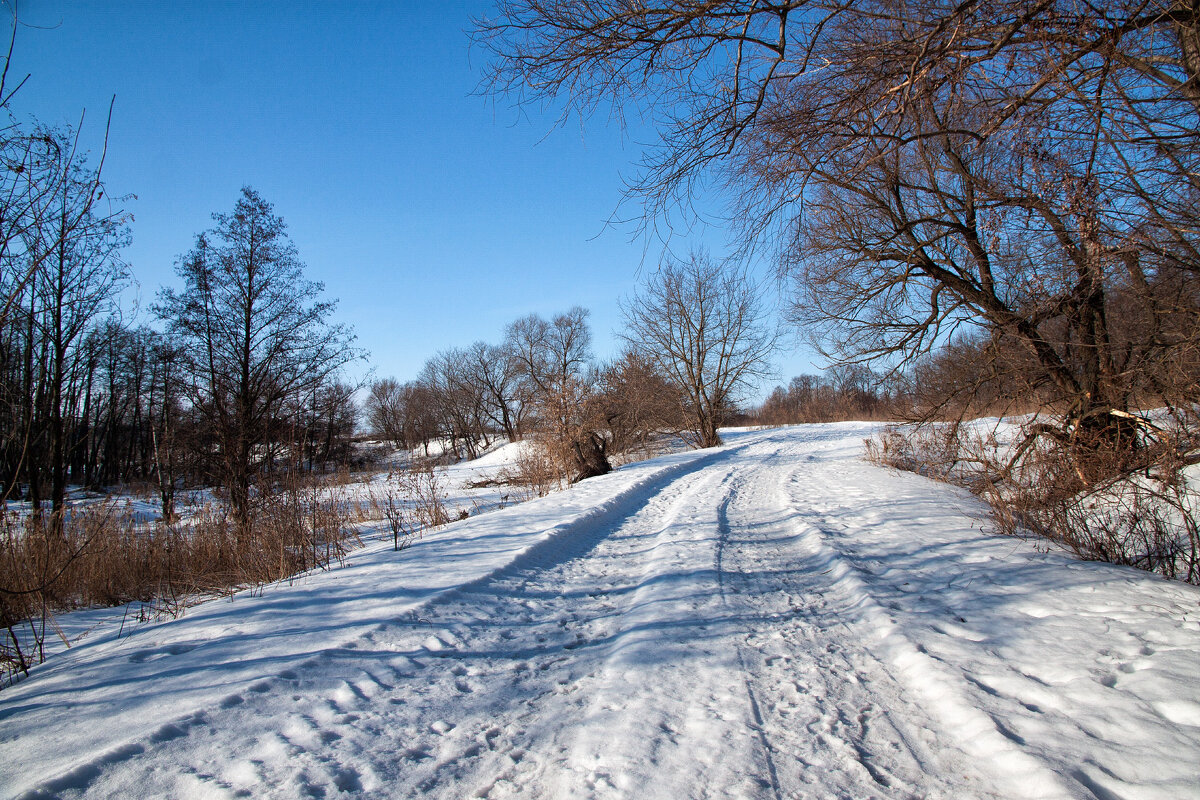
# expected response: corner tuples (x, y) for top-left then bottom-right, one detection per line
(867, 416), (1200, 584)
(370, 460), (457, 555)
(396, 463), (451, 531)
(494, 439), (563, 499)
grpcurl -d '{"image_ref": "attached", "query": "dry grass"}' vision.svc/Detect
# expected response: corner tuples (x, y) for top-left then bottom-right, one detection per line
(1, 476), (361, 687)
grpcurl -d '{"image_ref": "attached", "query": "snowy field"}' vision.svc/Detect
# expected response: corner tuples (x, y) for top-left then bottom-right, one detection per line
(2, 424), (1199, 799)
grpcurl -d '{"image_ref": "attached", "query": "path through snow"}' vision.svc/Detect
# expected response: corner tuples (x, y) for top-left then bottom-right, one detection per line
(2, 425), (1199, 799)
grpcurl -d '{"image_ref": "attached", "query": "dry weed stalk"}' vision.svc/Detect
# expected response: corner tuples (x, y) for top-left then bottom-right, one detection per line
(0, 472), (361, 688)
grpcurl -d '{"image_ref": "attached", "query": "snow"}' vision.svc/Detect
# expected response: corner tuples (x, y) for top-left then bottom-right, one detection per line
(3, 423), (1199, 799)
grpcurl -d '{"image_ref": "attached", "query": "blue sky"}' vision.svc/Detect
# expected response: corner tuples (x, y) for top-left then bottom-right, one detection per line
(11, 0), (817, 397)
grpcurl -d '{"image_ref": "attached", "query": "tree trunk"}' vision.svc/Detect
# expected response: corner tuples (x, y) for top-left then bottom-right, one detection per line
(570, 431), (611, 483)
(697, 400), (722, 448)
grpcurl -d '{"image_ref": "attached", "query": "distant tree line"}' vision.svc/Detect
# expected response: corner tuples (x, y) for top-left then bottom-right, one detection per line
(366, 307), (666, 482)
(754, 367), (893, 425)
(365, 251), (778, 480)
(364, 308), (594, 463)
(0, 169), (360, 525)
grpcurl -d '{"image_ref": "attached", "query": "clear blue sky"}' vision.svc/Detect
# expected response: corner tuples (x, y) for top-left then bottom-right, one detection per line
(10, 0), (818, 398)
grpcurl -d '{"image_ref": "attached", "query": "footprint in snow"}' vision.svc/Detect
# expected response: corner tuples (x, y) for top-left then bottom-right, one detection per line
(149, 723), (187, 743)
(422, 635), (451, 653)
(403, 745), (433, 761)
(128, 642), (197, 663)
(331, 766), (363, 793)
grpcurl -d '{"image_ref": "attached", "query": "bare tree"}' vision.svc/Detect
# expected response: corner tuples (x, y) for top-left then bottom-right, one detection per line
(621, 251), (778, 447)
(596, 348), (688, 454)
(289, 379), (357, 472)
(155, 188), (360, 524)
(505, 307), (610, 479)
(365, 377), (409, 449)
(146, 333), (185, 521)
(505, 307), (592, 439)
(420, 349), (490, 460)
(463, 340), (528, 443)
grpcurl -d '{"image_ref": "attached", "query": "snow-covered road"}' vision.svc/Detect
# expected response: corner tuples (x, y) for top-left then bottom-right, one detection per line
(3, 425), (1199, 799)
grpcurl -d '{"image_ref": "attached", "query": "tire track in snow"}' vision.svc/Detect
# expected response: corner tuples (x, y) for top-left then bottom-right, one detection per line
(544, 461), (759, 799)
(778, 456), (1078, 800)
(715, 480), (784, 800)
(384, 441), (765, 798)
(711, 431), (1024, 799)
(402, 457), (741, 798)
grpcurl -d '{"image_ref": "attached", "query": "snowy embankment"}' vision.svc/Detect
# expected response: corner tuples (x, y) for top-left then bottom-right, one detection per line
(2, 424), (1199, 799)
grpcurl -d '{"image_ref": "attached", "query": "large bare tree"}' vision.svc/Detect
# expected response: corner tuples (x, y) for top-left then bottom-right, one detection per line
(505, 306), (611, 479)
(463, 340), (528, 443)
(505, 307), (593, 442)
(621, 251), (778, 447)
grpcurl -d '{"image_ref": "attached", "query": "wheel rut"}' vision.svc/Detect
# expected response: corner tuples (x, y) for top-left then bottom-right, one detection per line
(713, 441), (986, 800)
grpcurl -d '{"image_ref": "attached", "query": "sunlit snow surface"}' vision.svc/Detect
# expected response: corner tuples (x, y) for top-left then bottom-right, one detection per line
(2, 424), (1199, 799)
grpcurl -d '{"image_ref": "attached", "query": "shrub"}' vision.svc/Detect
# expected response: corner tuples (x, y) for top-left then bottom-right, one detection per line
(867, 418), (1200, 584)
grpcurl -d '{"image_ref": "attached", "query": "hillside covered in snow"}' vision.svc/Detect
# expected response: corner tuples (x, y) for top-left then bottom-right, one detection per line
(2, 424), (1199, 800)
